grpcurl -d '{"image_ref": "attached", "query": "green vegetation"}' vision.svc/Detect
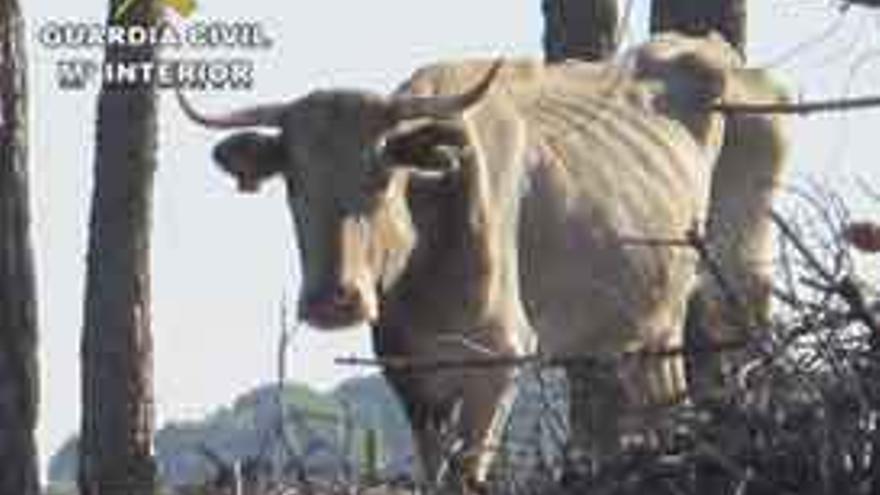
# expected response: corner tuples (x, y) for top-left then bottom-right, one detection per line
(48, 376), (412, 488)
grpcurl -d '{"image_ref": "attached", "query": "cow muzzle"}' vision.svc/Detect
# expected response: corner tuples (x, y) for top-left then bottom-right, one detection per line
(300, 285), (376, 330)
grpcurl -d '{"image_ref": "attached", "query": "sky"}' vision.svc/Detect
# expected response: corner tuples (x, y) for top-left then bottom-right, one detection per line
(20, 0), (880, 479)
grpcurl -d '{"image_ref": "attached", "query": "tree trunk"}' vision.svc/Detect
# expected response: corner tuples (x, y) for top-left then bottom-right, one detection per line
(78, 1), (160, 494)
(0, 0), (40, 493)
(543, 0), (619, 62)
(650, 0), (746, 55)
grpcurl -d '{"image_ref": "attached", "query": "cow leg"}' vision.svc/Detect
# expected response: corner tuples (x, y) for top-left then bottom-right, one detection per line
(377, 321), (523, 492)
(564, 330), (687, 477)
(404, 395), (452, 489)
(618, 328), (688, 458)
(385, 364), (517, 493)
(683, 291), (726, 403)
(456, 364), (519, 488)
(564, 361), (625, 475)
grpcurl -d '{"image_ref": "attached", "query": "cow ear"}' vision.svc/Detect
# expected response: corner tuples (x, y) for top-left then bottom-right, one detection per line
(212, 131), (286, 193)
(379, 121), (473, 178)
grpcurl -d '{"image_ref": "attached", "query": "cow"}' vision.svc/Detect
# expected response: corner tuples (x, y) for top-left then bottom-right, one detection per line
(632, 36), (790, 396)
(176, 33), (781, 490)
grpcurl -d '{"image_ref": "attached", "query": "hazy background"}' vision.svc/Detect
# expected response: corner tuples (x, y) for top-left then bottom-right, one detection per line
(23, 0), (880, 478)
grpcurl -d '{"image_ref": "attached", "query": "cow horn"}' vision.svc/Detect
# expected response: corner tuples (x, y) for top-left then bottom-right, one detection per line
(175, 87), (287, 129)
(391, 59), (503, 121)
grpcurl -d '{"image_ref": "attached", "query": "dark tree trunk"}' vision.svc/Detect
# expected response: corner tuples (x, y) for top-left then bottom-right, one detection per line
(78, 1), (160, 494)
(543, 0), (619, 62)
(650, 0), (746, 55)
(0, 0), (40, 493)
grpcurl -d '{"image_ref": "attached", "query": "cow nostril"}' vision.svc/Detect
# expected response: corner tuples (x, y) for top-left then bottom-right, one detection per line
(343, 286), (365, 306)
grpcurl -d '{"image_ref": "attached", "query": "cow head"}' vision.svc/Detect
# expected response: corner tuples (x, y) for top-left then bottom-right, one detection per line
(630, 31), (743, 156)
(177, 62), (501, 329)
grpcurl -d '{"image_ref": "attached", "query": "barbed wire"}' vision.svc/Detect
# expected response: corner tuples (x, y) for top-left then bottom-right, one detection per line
(334, 338), (750, 373)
